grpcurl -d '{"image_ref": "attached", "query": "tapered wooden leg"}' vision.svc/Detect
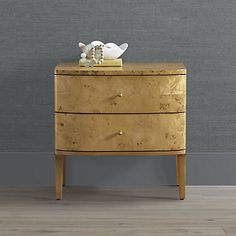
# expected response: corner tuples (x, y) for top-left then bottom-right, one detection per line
(55, 155), (64, 200)
(176, 154), (186, 200)
(63, 156), (66, 187)
(176, 156), (179, 186)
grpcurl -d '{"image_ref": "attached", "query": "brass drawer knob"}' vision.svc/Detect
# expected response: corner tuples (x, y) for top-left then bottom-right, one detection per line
(118, 130), (123, 135)
(118, 92), (123, 97)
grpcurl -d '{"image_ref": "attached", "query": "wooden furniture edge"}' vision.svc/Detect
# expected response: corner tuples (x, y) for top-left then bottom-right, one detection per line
(55, 150), (186, 156)
(176, 154), (186, 200)
(55, 155), (64, 200)
(54, 71), (187, 76)
(54, 62), (187, 76)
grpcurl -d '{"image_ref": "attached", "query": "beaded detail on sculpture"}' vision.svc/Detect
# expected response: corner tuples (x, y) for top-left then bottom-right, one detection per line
(80, 43), (104, 67)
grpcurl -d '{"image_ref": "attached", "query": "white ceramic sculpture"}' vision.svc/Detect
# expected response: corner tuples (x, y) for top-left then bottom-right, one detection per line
(79, 41), (128, 67)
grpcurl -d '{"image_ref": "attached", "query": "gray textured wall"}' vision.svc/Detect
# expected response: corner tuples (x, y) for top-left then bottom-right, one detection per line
(0, 0), (236, 186)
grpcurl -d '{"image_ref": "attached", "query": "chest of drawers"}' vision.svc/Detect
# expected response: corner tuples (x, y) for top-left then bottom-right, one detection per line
(54, 62), (187, 200)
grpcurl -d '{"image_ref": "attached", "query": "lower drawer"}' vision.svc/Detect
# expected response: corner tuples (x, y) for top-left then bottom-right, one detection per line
(55, 113), (186, 152)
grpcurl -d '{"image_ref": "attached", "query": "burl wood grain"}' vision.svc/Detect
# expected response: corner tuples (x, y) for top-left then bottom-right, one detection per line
(55, 62), (186, 76)
(54, 62), (187, 200)
(55, 75), (186, 113)
(55, 113), (186, 152)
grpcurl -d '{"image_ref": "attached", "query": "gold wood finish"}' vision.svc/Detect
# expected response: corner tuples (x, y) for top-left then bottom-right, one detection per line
(54, 62), (187, 200)
(55, 75), (186, 113)
(55, 113), (185, 152)
(55, 155), (64, 200)
(55, 150), (185, 156)
(177, 154), (186, 200)
(55, 62), (186, 76)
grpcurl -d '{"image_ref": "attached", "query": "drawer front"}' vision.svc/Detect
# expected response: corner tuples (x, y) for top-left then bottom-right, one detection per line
(55, 113), (186, 151)
(55, 75), (186, 113)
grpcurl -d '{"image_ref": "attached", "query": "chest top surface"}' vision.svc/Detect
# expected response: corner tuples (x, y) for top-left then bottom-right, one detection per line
(55, 62), (186, 76)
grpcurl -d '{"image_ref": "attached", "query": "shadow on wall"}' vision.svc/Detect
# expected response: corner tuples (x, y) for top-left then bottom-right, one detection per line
(67, 155), (176, 186)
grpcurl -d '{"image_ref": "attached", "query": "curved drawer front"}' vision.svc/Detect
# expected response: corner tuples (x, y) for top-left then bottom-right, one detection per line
(55, 75), (186, 113)
(55, 113), (186, 151)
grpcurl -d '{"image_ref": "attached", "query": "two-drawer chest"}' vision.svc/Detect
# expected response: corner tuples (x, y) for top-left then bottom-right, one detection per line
(54, 62), (187, 200)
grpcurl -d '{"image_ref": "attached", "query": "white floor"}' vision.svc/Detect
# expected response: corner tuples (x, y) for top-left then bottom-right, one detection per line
(0, 186), (235, 235)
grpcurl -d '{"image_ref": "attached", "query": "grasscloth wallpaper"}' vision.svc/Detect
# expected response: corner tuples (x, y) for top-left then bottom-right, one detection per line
(0, 0), (236, 185)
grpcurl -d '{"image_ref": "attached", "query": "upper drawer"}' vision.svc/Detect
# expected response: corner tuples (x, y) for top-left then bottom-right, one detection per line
(55, 75), (186, 113)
